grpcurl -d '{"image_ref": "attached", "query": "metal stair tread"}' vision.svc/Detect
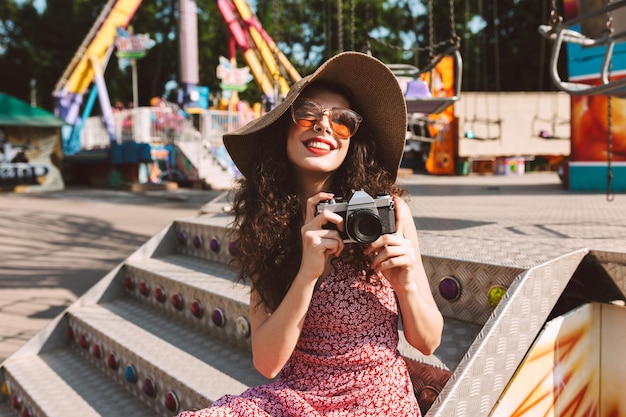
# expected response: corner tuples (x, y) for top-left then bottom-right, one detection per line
(3, 349), (154, 417)
(125, 254), (250, 303)
(0, 401), (14, 417)
(70, 299), (267, 398)
(176, 214), (234, 228)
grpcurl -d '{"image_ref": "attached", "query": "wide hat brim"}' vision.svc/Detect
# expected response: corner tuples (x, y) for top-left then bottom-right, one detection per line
(223, 51), (407, 180)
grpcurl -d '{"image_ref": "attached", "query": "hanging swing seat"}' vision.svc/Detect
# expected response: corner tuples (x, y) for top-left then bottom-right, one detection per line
(406, 114), (446, 143)
(532, 114), (570, 140)
(388, 47), (462, 115)
(538, 0), (626, 97)
(463, 116), (502, 141)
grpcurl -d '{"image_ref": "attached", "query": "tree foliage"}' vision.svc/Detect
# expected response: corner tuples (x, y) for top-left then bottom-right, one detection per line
(0, 0), (561, 113)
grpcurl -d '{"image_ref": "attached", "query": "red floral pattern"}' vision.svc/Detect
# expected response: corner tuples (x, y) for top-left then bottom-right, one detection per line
(176, 261), (421, 417)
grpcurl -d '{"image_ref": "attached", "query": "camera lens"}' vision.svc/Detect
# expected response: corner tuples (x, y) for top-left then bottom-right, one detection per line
(347, 210), (383, 244)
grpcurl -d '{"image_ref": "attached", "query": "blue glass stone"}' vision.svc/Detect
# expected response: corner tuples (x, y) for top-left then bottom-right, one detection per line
(124, 365), (136, 383)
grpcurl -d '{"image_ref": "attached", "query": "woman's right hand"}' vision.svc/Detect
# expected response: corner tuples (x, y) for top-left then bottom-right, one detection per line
(299, 192), (345, 282)
(249, 192), (346, 378)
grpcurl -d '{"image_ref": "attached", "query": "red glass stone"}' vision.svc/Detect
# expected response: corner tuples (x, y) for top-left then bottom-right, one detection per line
(142, 378), (156, 397)
(190, 300), (204, 318)
(154, 286), (166, 303)
(78, 334), (89, 349)
(171, 293), (184, 310)
(138, 281), (150, 297)
(165, 391), (180, 413)
(107, 353), (119, 370)
(124, 276), (135, 290)
(66, 326), (75, 340)
(91, 343), (103, 359)
(20, 407), (31, 417)
(10, 394), (20, 410)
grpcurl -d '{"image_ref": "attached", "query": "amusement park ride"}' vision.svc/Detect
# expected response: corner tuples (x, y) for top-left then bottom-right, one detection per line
(539, 0), (626, 195)
(52, 0), (301, 153)
(1, 1), (626, 417)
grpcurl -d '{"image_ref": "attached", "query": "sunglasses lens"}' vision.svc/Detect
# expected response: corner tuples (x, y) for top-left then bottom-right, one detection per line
(292, 101), (319, 128)
(292, 99), (362, 138)
(330, 110), (359, 139)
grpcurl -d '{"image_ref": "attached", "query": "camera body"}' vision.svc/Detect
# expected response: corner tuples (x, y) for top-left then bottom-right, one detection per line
(316, 190), (396, 244)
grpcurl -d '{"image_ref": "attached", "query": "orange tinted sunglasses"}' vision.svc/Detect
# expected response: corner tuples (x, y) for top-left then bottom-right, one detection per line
(291, 98), (363, 139)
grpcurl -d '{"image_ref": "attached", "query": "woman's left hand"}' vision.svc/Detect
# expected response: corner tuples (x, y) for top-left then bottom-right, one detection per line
(363, 196), (444, 355)
(363, 230), (417, 293)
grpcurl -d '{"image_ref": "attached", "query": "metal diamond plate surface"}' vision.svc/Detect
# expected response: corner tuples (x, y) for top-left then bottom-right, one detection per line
(68, 302), (266, 413)
(426, 249), (587, 417)
(591, 250), (626, 293)
(174, 216), (237, 265)
(4, 349), (155, 417)
(123, 256), (251, 348)
(423, 256), (525, 325)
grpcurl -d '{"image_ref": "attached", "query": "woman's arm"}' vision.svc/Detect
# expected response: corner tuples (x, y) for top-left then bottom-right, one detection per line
(249, 192), (345, 378)
(365, 197), (443, 354)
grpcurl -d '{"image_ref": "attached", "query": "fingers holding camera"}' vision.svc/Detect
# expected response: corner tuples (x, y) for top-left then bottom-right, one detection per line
(365, 232), (418, 290)
(299, 200), (346, 279)
(305, 192), (336, 223)
(366, 233), (411, 267)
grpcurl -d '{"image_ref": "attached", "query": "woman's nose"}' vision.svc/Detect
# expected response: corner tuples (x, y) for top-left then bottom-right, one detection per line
(317, 112), (333, 133)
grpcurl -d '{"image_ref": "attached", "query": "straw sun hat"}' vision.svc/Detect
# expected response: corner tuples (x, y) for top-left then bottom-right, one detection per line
(223, 51), (407, 180)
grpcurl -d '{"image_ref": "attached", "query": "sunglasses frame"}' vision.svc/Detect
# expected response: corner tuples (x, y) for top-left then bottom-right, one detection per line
(290, 98), (363, 139)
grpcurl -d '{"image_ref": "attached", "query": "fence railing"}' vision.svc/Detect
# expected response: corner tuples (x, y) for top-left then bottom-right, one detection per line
(79, 107), (257, 151)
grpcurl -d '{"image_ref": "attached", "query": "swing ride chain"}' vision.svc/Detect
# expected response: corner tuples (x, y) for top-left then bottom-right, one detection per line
(606, 0), (614, 202)
(448, 0), (461, 48)
(428, 0), (435, 62)
(350, 0), (355, 51)
(337, 0), (343, 52)
(549, 0), (563, 27)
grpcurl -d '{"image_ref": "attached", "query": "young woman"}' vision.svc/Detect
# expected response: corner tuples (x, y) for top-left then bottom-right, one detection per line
(177, 51), (443, 417)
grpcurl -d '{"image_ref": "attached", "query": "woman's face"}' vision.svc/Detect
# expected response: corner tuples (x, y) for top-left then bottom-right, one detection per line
(286, 89), (355, 179)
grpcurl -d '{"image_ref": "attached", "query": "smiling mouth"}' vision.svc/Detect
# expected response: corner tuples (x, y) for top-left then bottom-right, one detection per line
(304, 139), (335, 151)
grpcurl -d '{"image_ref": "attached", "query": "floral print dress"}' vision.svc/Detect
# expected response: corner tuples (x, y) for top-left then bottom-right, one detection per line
(176, 261), (421, 417)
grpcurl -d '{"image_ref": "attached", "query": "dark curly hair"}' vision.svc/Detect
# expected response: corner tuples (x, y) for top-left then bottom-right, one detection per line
(227, 83), (405, 312)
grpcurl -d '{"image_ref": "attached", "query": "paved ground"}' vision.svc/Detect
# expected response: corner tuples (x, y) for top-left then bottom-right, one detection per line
(1, 172), (625, 362)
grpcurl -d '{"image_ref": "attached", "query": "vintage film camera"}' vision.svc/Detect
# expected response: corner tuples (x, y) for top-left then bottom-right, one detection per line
(316, 190), (396, 244)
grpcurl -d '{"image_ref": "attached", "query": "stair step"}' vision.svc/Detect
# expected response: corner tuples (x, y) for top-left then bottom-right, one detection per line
(123, 254), (252, 349)
(3, 349), (155, 417)
(125, 254), (245, 298)
(173, 216), (236, 265)
(67, 299), (267, 412)
(0, 401), (15, 417)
